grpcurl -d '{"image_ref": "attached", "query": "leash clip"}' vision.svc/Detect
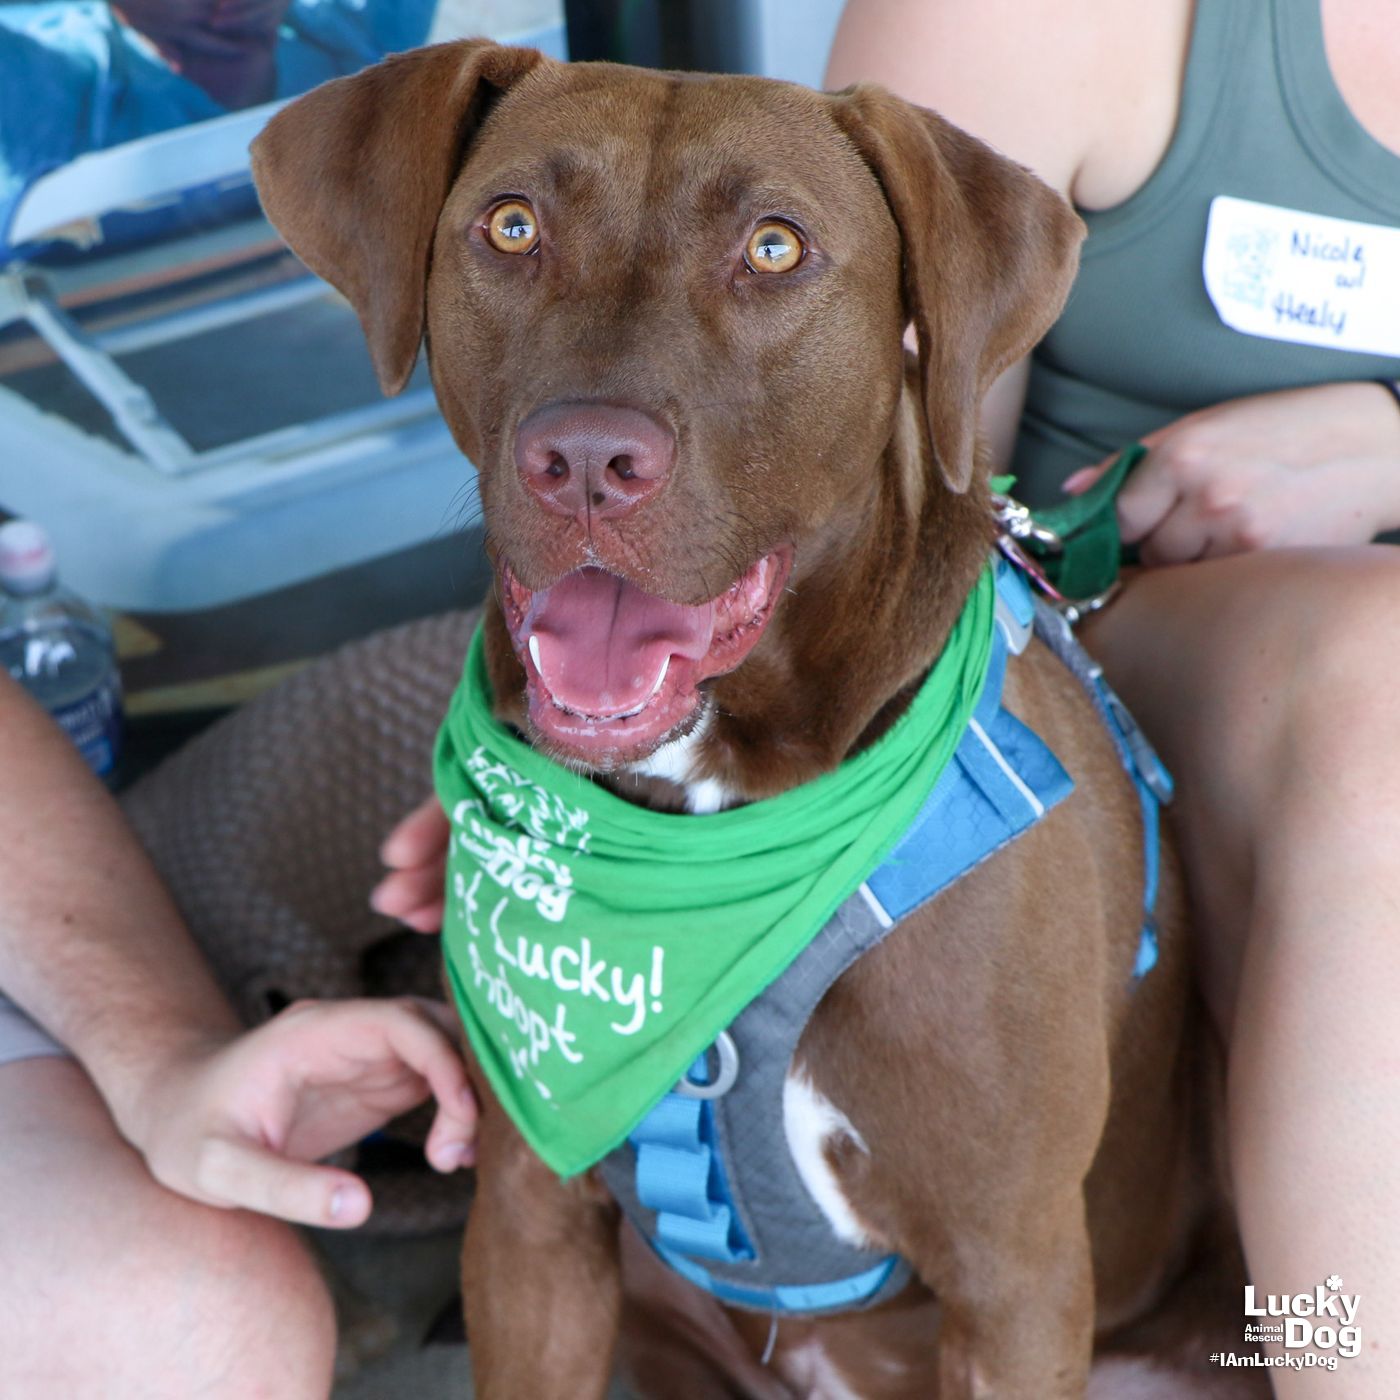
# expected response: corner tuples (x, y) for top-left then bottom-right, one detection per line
(995, 493), (1129, 625)
(991, 494), (1063, 553)
(992, 493), (1068, 602)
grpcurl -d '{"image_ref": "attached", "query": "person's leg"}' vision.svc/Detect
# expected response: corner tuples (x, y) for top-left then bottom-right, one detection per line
(0, 1054), (336, 1399)
(1084, 546), (1400, 1394)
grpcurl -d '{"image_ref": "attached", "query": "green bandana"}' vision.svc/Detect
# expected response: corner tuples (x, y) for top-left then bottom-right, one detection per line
(435, 567), (996, 1177)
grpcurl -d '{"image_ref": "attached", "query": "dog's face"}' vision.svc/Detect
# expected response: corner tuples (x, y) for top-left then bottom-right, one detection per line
(253, 44), (1081, 776)
(427, 66), (913, 766)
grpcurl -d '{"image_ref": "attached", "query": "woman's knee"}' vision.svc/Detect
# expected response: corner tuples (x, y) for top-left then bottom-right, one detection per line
(1090, 546), (1400, 785)
(1252, 550), (1400, 810)
(1081, 547), (1400, 969)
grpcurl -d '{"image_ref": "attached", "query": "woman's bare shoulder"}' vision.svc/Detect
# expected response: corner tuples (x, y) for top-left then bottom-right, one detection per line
(824, 0), (1193, 208)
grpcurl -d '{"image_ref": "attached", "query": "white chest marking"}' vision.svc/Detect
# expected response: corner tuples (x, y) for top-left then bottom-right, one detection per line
(781, 1071), (874, 1249)
(626, 710), (741, 813)
(778, 1339), (867, 1400)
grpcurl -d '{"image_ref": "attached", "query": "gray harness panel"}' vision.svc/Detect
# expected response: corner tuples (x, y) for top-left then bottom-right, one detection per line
(599, 887), (913, 1310)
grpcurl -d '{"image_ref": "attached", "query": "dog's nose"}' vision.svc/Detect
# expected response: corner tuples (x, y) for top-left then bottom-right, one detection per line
(514, 402), (675, 521)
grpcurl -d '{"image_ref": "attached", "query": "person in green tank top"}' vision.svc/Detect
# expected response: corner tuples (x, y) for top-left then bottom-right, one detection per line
(825, 0), (1400, 1392)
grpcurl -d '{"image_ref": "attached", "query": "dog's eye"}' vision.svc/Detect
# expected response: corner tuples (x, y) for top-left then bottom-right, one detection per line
(744, 221), (804, 274)
(484, 200), (540, 254)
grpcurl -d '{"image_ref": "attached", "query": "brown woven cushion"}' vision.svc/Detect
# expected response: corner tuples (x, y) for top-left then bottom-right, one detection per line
(121, 608), (479, 1232)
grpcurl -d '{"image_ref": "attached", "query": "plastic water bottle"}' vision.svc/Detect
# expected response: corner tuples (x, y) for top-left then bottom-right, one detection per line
(0, 521), (124, 780)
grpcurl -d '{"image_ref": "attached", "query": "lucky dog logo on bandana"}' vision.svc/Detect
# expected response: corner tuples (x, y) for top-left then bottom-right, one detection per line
(447, 749), (668, 1103)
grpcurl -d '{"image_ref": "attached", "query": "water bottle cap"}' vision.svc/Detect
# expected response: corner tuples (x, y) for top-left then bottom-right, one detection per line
(0, 520), (56, 594)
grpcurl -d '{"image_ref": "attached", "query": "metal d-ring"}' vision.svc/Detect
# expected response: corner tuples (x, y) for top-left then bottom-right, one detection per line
(673, 1030), (740, 1100)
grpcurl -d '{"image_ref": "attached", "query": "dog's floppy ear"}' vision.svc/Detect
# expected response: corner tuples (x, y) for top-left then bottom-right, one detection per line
(829, 84), (1084, 492)
(251, 40), (545, 394)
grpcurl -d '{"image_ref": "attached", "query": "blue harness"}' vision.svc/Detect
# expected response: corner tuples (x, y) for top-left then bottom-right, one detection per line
(597, 561), (1173, 1316)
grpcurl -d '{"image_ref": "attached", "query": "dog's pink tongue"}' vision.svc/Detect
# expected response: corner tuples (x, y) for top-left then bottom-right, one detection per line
(526, 568), (716, 718)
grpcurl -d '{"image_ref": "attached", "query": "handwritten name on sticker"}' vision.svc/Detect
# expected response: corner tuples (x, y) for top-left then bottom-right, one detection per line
(1202, 196), (1400, 359)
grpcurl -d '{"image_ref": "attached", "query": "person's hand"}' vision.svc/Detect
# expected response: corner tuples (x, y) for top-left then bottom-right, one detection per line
(1062, 382), (1400, 565)
(119, 997), (476, 1228)
(370, 796), (451, 933)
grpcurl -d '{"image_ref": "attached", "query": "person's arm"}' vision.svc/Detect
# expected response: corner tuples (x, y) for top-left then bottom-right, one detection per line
(0, 669), (242, 1102)
(0, 671), (475, 1225)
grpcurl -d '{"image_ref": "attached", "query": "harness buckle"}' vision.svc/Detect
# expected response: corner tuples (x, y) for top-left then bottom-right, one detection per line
(674, 1030), (740, 1101)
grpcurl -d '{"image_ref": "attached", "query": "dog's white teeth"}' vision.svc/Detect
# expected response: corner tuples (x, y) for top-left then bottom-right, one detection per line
(528, 634), (542, 673)
(610, 658), (671, 721)
(650, 654), (671, 699)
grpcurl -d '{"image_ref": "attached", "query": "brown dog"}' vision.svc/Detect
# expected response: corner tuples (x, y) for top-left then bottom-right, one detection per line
(252, 41), (1265, 1399)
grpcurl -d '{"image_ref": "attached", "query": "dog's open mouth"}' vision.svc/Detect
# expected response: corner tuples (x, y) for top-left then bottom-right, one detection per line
(499, 549), (792, 765)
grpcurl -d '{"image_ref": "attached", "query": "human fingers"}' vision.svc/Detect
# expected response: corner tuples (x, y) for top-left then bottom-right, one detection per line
(425, 1095), (478, 1171)
(1113, 448), (1190, 546)
(409, 996), (467, 1040)
(365, 1000), (476, 1168)
(1060, 457), (1113, 495)
(369, 863), (446, 929)
(1134, 498), (1217, 567)
(194, 1135), (373, 1227)
(379, 795), (450, 869)
(405, 1000), (478, 1168)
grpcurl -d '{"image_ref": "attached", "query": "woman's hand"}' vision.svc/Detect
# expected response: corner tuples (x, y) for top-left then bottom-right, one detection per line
(1063, 382), (1400, 564)
(120, 997), (476, 1228)
(370, 796), (451, 933)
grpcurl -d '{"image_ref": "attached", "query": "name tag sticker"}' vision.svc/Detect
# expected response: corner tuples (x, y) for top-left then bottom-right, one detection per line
(1203, 195), (1400, 358)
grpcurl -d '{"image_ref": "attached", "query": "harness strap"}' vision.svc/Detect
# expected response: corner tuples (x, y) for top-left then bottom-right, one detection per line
(619, 562), (1171, 1318)
(1030, 599), (1173, 978)
(654, 1242), (901, 1315)
(632, 1055), (754, 1265)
